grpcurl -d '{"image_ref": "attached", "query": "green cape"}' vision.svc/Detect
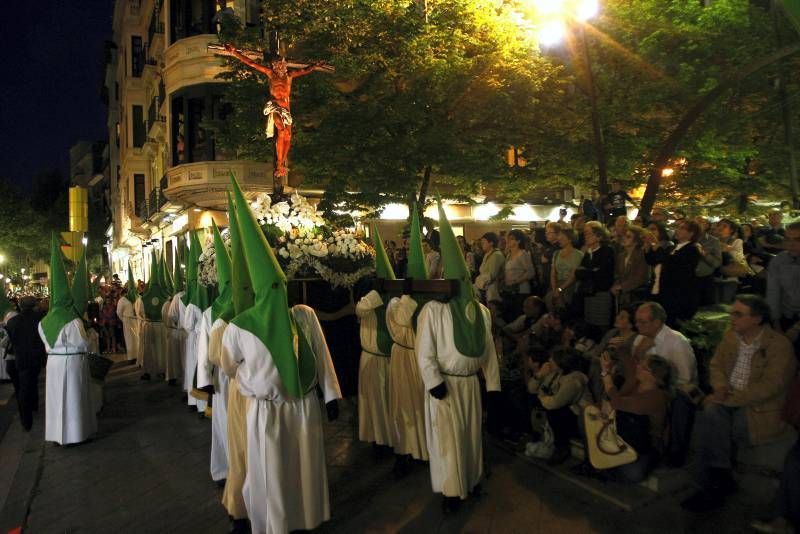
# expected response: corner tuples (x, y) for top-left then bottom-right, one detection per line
(141, 249), (169, 320)
(173, 239), (186, 295)
(41, 234), (79, 347)
(406, 205), (429, 329)
(181, 232), (198, 307)
(211, 220), (235, 323)
(126, 261), (138, 302)
(227, 191), (254, 316)
(437, 198), (485, 358)
(371, 224), (395, 355)
(229, 175), (316, 399)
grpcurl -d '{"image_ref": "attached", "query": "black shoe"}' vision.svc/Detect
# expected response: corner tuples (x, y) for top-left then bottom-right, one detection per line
(681, 490), (725, 513)
(230, 518), (251, 534)
(547, 447), (571, 466)
(441, 496), (462, 513)
(215, 478), (226, 488)
(469, 483), (482, 499)
(140, 373), (151, 381)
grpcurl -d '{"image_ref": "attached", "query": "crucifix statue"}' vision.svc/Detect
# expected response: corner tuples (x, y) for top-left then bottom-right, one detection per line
(211, 37), (332, 196)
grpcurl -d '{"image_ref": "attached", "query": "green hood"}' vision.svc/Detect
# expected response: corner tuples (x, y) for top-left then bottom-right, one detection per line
(71, 245), (90, 319)
(41, 234), (79, 347)
(406, 205), (428, 280)
(181, 233), (198, 307)
(227, 191), (254, 316)
(126, 261), (138, 302)
(173, 239), (186, 295)
(229, 175), (316, 399)
(211, 220), (235, 323)
(161, 247), (174, 295)
(371, 224), (395, 355)
(141, 249), (169, 320)
(437, 197), (485, 358)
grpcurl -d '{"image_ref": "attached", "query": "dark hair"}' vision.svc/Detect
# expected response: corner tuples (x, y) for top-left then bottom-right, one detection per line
(481, 232), (499, 248)
(647, 221), (671, 243)
(640, 301), (667, 324)
(550, 346), (584, 374)
(644, 355), (672, 389)
(679, 220), (701, 243)
(718, 218), (739, 236)
(507, 229), (528, 247)
(735, 293), (772, 325)
(19, 296), (37, 311)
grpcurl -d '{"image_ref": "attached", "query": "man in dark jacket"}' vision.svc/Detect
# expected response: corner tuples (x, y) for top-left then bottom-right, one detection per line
(5, 296), (46, 431)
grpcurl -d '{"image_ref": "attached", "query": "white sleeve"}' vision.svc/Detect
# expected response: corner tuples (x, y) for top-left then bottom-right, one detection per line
(221, 325), (244, 379)
(390, 295), (418, 328)
(355, 290), (383, 318)
(676, 336), (698, 385)
(196, 312), (212, 388)
(415, 303), (443, 391)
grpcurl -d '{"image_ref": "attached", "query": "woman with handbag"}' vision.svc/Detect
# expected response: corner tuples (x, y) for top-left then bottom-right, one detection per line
(596, 353), (672, 482)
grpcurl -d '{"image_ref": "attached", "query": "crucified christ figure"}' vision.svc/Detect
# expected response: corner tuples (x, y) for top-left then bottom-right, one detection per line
(222, 44), (329, 185)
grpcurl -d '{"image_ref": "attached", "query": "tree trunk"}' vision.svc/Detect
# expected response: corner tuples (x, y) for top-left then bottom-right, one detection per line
(638, 43), (800, 219)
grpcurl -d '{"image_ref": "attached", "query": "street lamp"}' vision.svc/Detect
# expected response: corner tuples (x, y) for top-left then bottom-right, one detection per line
(529, 0), (607, 194)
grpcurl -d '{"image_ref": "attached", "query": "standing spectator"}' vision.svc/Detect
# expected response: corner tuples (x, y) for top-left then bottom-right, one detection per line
(574, 221), (616, 332)
(422, 239), (442, 279)
(645, 219), (702, 325)
(610, 216), (630, 255)
(759, 210), (786, 254)
(5, 297), (46, 431)
(537, 222), (561, 292)
(717, 218), (751, 280)
(694, 216), (723, 305)
(572, 215), (587, 249)
(456, 235), (476, 277)
(611, 225), (651, 308)
(547, 227), (583, 312)
(605, 181), (634, 220)
(683, 295), (796, 513)
(474, 232), (505, 309)
(767, 221), (800, 358)
(581, 192), (600, 221)
(99, 285), (120, 353)
(503, 229), (536, 319)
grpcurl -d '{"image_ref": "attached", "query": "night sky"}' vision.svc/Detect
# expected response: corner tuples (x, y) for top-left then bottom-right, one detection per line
(0, 2), (114, 192)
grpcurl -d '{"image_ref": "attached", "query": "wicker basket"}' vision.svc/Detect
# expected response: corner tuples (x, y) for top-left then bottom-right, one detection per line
(87, 353), (114, 381)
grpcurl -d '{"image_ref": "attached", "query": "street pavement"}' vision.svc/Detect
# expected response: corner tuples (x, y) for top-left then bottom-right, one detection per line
(0, 360), (778, 533)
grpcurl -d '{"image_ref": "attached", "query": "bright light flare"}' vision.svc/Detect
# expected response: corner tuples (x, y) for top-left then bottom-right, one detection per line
(575, 0), (599, 21)
(661, 167), (674, 178)
(531, 0), (566, 16)
(537, 19), (567, 46)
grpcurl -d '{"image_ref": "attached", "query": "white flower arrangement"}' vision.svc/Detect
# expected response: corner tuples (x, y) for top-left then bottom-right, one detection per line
(198, 192), (374, 289)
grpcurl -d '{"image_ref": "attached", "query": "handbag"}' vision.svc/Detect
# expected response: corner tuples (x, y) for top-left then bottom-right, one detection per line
(583, 405), (638, 469)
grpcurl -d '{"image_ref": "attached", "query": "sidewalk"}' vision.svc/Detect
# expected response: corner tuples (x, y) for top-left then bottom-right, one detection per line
(0, 361), (776, 533)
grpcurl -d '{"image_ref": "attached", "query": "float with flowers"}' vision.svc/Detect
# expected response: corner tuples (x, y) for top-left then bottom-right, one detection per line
(198, 191), (375, 289)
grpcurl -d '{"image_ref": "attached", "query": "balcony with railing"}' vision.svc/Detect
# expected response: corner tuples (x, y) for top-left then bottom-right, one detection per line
(147, 95), (165, 139)
(165, 160), (272, 210)
(148, 1), (165, 47)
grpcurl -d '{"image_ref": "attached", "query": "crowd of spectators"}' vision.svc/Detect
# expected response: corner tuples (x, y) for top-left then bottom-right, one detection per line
(380, 201), (799, 530)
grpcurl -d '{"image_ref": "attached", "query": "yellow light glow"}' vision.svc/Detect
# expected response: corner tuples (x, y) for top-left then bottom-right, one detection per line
(380, 203), (410, 220)
(532, 0), (567, 16)
(575, 0), (599, 21)
(661, 168), (674, 178)
(510, 204), (536, 221)
(538, 19), (567, 46)
(474, 203), (501, 221)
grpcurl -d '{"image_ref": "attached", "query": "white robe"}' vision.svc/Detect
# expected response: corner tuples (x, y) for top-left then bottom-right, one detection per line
(222, 305), (342, 534)
(39, 318), (98, 445)
(205, 315), (230, 482)
(133, 298), (145, 367)
(182, 302), (207, 411)
(167, 293), (187, 384)
(355, 290), (393, 446)
(116, 296), (139, 362)
(386, 296), (428, 460)
(415, 301), (500, 499)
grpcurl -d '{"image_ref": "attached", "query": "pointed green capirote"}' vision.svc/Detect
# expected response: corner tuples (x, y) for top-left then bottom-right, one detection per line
(229, 174), (316, 399)
(437, 197), (485, 358)
(189, 230), (211, 310)
(41, 234), (79, 347)
(173, 239), (185, 295)
(406, 204), (428, 280)
(160, 247), (173, 295)
(141, 248), (168, 320)
(371, 224), (395, 355)
(227, 191), (254, 316)
(126, 261), (138, 302)
(211, 220), (235, 323)
(181, 233), (197, 306)
(71, 245), (90, 319)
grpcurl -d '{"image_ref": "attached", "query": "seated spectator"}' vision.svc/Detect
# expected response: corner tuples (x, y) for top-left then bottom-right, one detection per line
(633, 301), (698, 466)
(560, 320), (596, 356)
(587, 305), (640, 401)
(611, 225), (651, 308)
(502, 295), (546, 347)
(526, 346), (589, 465)
(682, 294), (797, 513)
(598, 353), (673, 483)
(530, 310), (569, 351)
